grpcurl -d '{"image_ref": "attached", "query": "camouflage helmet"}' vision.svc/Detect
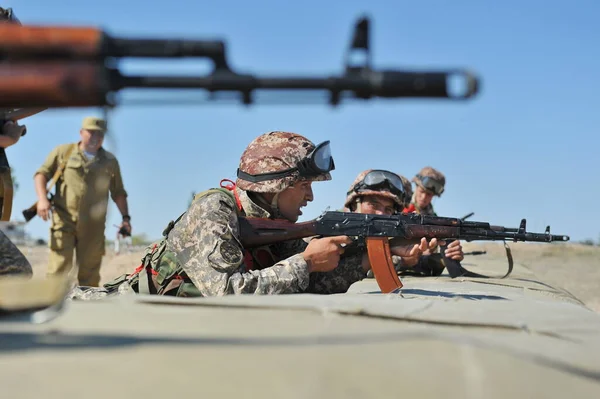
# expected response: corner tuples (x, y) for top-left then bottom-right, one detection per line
(399, 174), (413, 206)
(412, 166), (446, 196)
(344, 169), (408, 211)
(236, 131), (334, 193)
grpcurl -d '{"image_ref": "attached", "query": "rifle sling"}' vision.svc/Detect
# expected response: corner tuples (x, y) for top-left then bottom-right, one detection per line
(442, 241), (513, 279)
(45, 143), (77, 196)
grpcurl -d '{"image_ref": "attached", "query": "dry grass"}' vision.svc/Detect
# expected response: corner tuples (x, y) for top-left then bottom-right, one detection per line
(19, 241), (600, 312)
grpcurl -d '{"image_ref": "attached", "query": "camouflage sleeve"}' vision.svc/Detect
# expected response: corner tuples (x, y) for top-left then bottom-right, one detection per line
(0, 230), (32, 277)
(274, 237), (309, 260)
(167, 191), (310, 296)
(306, 252), (367, 294)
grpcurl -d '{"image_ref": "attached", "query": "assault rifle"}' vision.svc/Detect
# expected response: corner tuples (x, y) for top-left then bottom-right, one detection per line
(238, 211), (569, 293)
(0, 17), (479, 108)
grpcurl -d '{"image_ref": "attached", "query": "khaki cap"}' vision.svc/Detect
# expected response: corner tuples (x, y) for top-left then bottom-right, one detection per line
(81, 117), (107, 132)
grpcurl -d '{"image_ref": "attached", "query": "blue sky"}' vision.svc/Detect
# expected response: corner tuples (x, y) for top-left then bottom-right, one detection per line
(4, 0), (599, 243)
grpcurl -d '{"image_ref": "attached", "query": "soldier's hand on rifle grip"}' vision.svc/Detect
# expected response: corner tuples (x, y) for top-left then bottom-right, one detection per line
(390, 237), (438, 267)
(422, 237), (439, 256)
(443, 239), (464, 261)
(303, 235), (352, 273)
(36, 197), (52, 221)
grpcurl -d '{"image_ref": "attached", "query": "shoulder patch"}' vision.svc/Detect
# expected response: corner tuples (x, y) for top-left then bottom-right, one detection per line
(219, 240), (243, 265)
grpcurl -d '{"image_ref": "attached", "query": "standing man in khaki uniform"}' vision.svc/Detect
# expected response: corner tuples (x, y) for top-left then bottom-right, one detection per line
(33, 117), (132, 286)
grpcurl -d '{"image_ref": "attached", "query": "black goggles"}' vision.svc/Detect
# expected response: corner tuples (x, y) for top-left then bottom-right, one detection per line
(237, 140), (335, 183)
(0, 8), (21, 24)
(350, 170), (407, 203)
(416, 174), (444, 195)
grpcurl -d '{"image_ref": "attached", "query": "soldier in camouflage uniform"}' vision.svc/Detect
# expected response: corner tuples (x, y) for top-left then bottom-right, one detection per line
(0, 6), (33, 278)
(404, 166), (446, 216)
(403, 166), (464, 274)
(343, 169), (458, 277)
(69, 131), (420, 300)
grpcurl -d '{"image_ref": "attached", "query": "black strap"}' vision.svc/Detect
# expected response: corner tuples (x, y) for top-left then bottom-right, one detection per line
(442, 240), (513, 279)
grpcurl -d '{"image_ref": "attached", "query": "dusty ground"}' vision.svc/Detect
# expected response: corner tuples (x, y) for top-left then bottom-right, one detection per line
(19, 241), (600, 312)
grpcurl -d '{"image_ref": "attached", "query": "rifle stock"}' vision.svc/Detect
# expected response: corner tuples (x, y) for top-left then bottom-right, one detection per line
(0, 62), (104, 108)
(22, 202), (38, 222)
(238, 218), (318, 248)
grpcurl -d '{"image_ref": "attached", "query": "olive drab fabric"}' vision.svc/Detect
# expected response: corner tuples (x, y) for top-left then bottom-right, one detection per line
(36, 143), (127, 229)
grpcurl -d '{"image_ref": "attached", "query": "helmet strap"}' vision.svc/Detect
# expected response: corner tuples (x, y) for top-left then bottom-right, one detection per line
(270, 192), (283, 219)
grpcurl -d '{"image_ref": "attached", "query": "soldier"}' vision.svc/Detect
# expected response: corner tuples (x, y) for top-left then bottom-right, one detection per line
(403, 166), (465, 274)
(68, 131), (424, 300)
(344, 169), (463, 277)
(405, 166), (446, 216)
(33, 116), (131, 287)
(0, 6), (33, 278)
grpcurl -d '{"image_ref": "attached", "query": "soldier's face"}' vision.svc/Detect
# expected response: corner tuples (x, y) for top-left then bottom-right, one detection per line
(277, 180), (314, 222)
(415, 185), (434, 208)
(80, 129), (105, 151)
(357, 196), (395, 215)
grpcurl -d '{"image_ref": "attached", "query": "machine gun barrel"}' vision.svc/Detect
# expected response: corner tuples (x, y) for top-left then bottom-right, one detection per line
(0, 17), (480, 108)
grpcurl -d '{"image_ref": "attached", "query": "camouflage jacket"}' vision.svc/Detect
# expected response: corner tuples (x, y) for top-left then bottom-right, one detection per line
(0, 228), (32, 277)
(162, 187), (366, 295)
(69, 186), (366, 300)
(409, 192), (437, 216)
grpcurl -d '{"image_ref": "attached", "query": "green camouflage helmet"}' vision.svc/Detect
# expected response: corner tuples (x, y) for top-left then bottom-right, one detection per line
(412, 166), (446, 196)
(236, 131), (333, 193)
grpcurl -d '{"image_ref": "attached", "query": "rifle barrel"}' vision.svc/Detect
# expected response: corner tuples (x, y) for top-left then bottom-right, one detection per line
(0, 61), (477, 108)
(121, 70), (459, 97)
